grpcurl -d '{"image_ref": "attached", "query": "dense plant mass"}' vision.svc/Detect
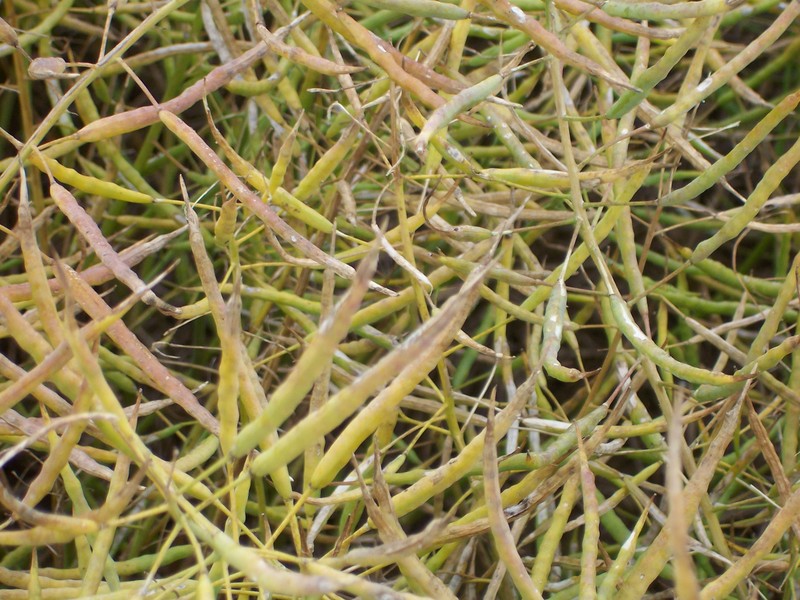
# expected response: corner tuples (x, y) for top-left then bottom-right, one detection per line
(1, 0), (799, 597)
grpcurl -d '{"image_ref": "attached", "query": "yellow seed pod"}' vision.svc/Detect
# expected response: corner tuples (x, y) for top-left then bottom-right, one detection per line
(214, 197), (237, 246)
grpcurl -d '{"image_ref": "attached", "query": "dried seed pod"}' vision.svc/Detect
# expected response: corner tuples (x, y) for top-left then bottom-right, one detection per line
(28, 56), (73, 80)
(0, 17), (32, 61)
(0, 17), (19, 47)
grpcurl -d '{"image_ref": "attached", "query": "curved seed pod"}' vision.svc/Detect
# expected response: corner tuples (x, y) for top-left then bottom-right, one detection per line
(269, 118), (301, 194)
(214, 197), (237, 246)
(32, 154), (153, 204)
(415, 73), (504, 155)
(695, 335), (800, 402)
(608, 294), (737, 386)
(542, 280), (583, 382)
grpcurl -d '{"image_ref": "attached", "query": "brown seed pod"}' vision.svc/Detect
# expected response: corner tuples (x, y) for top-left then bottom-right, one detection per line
(0, 17), (19, 47)
(28, 57), (76, 80)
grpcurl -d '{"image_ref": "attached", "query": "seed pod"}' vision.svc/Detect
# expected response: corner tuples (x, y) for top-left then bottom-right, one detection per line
(29, 57), (74, 80)
(214, 197), (237, 246)
(608, 294), (736, 386)
(542, 280), (583, 382)
(269, 118), (301, 194)
(257, 23), (363, 76)
(0, 17), (19, 48)
(359, 0), (470, 20)
(415, 73), (504, 155)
